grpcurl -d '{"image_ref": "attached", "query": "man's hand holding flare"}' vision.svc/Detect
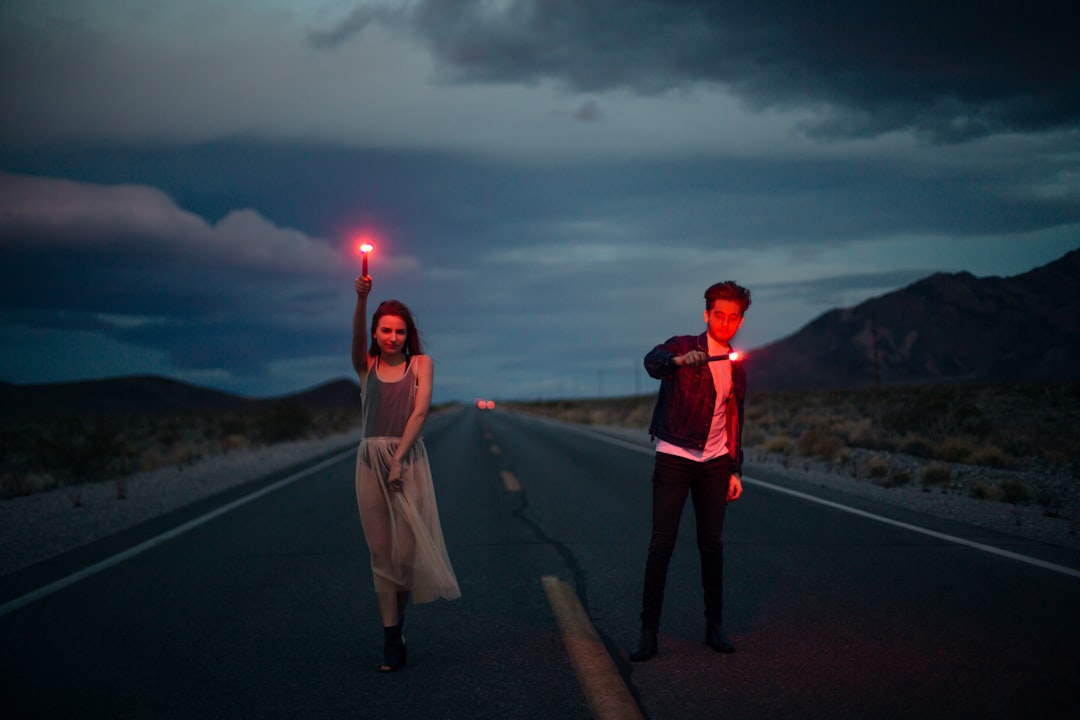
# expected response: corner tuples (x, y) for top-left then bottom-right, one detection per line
(674, 350), (741, 366)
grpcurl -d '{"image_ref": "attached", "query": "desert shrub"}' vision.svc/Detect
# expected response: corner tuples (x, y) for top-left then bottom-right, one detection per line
(140, 447), (170, 472)
(883, 471), (911, 488)
(1039, 447), (1071, 464)
(1036, 484), (1066, 517)
(845, 418), (882, 449)
(765, 437), (794, 455)
(880, 385), (987, 440)
(745, 404), (768, 422)
(198, 416), (220, 440)
(554, 404), (589, 424)
(790, 414), (820, 436)
(623, 403), (652, 427)
(154, 419), (183, 445)
(898, 434), (935, 458)
(866, 456), (888, 478)
(33, 423), (123, 486)
(1, 472), (61, 499)
(256, 403), (313, 443)
(587, 408), (611, 425)
(32, 433), (74, 479)
(921, 465), (951, 489)
(797, 426), (845, 461)
(881, 404), (921, 437)
(223, 433), (248, 451)
(999, 479), (1031, 505)
(1, 473), (28, 499)
(103, 439), (140, 478)
(219, 415), (250, 437)
(968, 445), (1013, 469)
(970, 483), (1001, 501)
(934, 439), (975, 463)
(169, 443), (200, 467)
(958, 415), (993, 440)
(743, 428), (767, 447)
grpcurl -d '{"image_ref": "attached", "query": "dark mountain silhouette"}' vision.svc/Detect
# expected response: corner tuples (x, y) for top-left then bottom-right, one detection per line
(0, 376), (362, 421)
(273, 378), (362, 411)
(3, 250), (1077, 412)
(745, 248), (1080, 391)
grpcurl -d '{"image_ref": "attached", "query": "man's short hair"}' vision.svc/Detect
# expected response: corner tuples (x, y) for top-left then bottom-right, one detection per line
(704, 281), (751, 314)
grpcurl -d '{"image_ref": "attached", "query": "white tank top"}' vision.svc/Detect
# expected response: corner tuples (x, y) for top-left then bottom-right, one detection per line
(361, 357), (417, 439)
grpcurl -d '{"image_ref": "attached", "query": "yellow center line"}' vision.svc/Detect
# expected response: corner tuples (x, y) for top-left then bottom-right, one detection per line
(542, 575), (644, 720)
(500, 470), (521, 492)
(490, 444), (502, 455)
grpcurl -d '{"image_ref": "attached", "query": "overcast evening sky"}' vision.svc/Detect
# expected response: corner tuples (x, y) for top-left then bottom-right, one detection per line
(1, 1), (1077, 403)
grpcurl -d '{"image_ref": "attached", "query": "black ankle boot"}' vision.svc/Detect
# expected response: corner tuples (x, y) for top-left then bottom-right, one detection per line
(630, 630), (658, 662)
(705, 623), (734, 654)
(379, 623), (407, 673)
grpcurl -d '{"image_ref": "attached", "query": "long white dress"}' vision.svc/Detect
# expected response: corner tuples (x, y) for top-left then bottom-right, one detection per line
(355, 357), (460, 603)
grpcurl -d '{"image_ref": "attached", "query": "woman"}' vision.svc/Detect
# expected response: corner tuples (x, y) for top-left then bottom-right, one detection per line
(352, 275), (460, 673)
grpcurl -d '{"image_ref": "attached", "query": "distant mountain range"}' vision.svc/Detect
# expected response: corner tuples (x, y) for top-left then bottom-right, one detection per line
(0, 376), (362, 421)
(3, 249), (1078, 416)
(745, 248), (1080, 391)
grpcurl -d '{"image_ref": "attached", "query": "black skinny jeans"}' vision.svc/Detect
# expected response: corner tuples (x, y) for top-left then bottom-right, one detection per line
(639, 451), (732, 631)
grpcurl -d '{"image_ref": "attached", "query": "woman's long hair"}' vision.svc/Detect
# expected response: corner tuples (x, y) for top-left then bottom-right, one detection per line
(368, 300), (424, 357)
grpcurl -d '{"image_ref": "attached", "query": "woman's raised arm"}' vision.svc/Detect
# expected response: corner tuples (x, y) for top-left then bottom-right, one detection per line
(351, 275), (373, 380)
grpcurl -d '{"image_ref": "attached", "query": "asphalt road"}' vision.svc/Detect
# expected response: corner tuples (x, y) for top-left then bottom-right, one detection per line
(2, 407), (1079, 719)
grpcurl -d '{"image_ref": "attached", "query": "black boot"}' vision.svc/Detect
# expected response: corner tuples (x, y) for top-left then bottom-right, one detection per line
(705, 623), (734, 654)
(630, 630), (658, 662)
(379, 623), (407, 673)
(397, 591), (409, 631)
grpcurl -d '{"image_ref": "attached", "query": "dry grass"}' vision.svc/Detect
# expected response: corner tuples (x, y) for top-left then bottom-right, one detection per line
(1, 406), (361, 501)
(508, 381), (1079, 467)
(506, 380), (1080, 520)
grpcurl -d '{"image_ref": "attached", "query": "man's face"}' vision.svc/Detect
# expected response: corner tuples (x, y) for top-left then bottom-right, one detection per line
(704, 299), (744, 346)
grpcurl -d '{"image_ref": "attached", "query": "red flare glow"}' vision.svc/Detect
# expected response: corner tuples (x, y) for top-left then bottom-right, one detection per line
(356, 241), (374, 275)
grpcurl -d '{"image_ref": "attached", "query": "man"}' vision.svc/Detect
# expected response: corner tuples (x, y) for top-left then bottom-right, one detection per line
(630, 280), (750, 661)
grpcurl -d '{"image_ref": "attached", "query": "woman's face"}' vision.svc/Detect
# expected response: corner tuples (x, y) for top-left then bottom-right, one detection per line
(374, 315), (408, 356)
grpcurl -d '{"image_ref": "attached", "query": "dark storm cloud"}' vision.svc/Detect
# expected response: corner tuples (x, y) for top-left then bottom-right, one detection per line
(5, 139), (1075, 258)
(1, 3), (1075, 402)
(316, 0), (1079, 142)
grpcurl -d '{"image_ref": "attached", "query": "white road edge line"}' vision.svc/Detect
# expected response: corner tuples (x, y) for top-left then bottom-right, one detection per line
(573, 424), (1080, 581)
(0, 447), (357, 618)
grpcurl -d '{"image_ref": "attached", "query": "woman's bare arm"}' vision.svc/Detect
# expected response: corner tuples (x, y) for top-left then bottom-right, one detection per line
(351, 276), (373, 380)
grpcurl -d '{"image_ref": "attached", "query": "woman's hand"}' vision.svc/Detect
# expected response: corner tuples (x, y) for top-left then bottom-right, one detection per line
(355, 275), (372, 299)
(387, 457), (405, 492)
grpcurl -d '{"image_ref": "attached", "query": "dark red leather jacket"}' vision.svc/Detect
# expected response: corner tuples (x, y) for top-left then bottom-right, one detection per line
(644, 332), (747, 474)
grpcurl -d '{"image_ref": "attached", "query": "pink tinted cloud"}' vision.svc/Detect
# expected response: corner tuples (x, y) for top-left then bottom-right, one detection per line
(0, 172), (343, 276)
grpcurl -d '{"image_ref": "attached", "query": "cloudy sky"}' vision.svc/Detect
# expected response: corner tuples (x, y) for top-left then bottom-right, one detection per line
(1, 0), (1077, 403)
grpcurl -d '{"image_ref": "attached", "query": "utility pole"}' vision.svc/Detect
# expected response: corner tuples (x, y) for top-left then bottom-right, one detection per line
(871, 309), (881, 390)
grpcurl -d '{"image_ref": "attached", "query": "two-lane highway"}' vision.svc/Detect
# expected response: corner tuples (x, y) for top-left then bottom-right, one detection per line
(3, 406), (1079, 719)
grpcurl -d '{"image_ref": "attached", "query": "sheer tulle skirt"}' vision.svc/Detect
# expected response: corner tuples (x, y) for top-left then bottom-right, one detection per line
(355, 437), (460, 603)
